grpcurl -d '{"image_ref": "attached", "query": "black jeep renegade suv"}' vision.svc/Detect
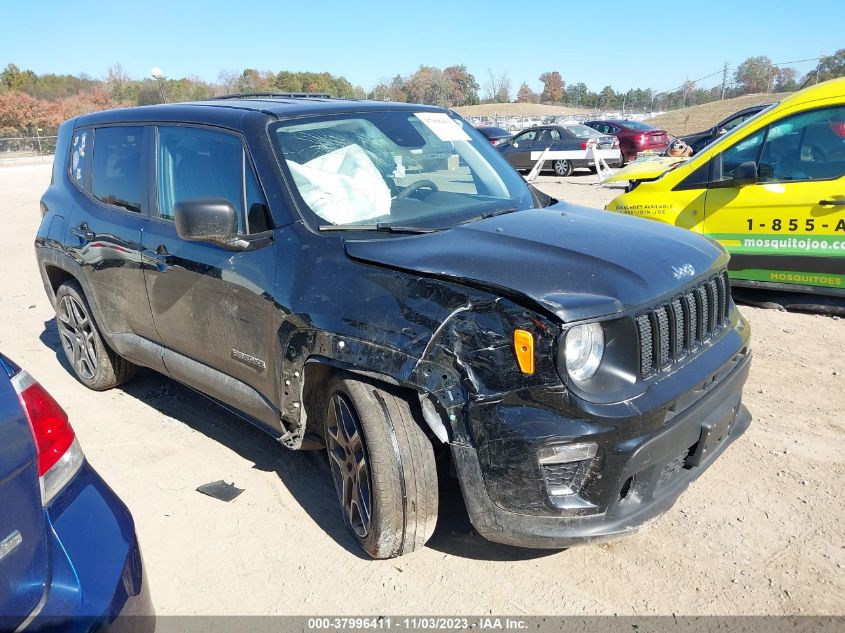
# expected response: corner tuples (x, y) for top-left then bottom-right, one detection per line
(35, 95), (751, 558)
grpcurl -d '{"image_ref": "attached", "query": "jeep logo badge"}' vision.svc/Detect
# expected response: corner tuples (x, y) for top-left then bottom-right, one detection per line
(672, 264), (696, 280)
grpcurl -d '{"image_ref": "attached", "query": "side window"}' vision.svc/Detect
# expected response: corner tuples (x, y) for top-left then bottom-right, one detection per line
(722, 113), (748, 132)
(714, 129), (765, 182)
(157, 126), (271, 234)
(549, 129), (561, 141)
(69, 128), (92, 188)
(610, 125), (622, 134)
(758, 105), (845, 183)
(92, 127), (144, 212)
(514, 130), (537, 144)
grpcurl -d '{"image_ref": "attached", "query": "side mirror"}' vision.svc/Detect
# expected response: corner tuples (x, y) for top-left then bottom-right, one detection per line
(173, 197), (240, 247)
(732, 161), (758, 187)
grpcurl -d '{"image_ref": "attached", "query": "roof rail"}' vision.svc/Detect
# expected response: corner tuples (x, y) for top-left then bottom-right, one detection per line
(210, 92), (333, 100)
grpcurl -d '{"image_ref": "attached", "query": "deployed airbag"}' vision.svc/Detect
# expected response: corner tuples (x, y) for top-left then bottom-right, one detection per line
(287, 144), (390, 224)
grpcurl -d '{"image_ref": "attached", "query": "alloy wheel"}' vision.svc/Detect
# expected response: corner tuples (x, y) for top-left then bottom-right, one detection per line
(554, 160), (572, 177)
(57, 295), (97, 380)
(326, 393), (373, 538)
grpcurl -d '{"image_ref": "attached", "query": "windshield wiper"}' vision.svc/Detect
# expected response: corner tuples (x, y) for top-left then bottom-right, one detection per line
(318, 222), (438, 234)
(480, 207), (520, 219)
(457, 207), (521, 226)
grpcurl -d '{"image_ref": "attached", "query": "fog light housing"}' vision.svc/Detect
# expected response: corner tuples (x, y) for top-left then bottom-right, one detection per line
(537, 442), (597, 497)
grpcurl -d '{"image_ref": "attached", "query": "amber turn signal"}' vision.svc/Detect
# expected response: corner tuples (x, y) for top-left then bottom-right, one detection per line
(513, 329), (535, 375)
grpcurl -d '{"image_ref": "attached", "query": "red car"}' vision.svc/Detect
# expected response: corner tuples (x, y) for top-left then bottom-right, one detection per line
(584, 119), (669, 164)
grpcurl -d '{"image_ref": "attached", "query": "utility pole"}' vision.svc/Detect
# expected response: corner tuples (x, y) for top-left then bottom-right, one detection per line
(151, 67), (167, 103)
(721, 62), (729, 100)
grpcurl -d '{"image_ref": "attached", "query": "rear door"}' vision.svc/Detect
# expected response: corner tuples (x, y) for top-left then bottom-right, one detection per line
(65, 126), (160, 353)
(704, 104), (845, 293)
(140, 124), (282, 432)
(0, 360), (47, 627)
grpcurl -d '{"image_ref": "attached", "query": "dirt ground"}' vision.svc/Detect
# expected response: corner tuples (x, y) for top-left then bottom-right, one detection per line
(1, 162), (843, 616)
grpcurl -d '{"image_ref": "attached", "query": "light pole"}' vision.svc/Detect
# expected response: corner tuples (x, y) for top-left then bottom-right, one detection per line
(151, 67), (167, 103)
(650, 92), (661, 113)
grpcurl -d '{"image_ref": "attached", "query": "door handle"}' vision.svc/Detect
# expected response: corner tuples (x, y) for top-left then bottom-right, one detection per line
(142, 248), (174, 271)
(819, 199), (845, 206)
(71, 223), (95, 242)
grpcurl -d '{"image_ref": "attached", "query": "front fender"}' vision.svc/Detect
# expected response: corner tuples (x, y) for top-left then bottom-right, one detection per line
(278, 292), (563, 449)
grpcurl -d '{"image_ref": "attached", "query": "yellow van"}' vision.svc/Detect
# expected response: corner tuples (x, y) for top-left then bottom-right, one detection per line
(605, 78), (845, 296)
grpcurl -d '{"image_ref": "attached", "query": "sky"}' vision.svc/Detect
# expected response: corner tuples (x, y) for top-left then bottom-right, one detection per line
(3, 0), (843, 94)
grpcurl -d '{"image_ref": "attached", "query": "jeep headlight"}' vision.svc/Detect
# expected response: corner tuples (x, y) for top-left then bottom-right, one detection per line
(560, 323), (604, 382)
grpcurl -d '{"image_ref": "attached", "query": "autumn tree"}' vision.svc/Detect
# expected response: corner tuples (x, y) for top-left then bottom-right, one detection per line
(104, 63), (133, 101)
(805, 49), (845, 85)
(516, 82), (536, 103)
(773, 67), (798, 92)
(734, 56), (775, 93)
(539, 71), (564, 103)
(443, 65), (480, 106)
(237, 68), (272, 93)
(516, 82), (531, 103)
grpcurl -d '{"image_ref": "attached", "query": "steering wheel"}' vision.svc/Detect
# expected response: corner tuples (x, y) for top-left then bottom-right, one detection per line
(396, 179), (439, 200)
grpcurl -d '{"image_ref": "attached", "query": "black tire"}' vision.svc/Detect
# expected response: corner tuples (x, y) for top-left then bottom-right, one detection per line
(552, 159), (573, 177)
(55, 281), (136, 390)
(324, 372), (437, 558)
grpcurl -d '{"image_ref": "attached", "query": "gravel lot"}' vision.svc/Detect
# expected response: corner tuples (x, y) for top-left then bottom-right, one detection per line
(1, 162), (843, 615)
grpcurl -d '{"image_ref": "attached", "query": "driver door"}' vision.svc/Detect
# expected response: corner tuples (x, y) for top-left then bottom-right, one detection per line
(502, 130), (538, 169)
(141, 124), (282, 432)
(703, 104), (845, 291)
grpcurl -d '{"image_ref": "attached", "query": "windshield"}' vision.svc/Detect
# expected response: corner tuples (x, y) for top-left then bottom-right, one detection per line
(269, 110), (538, 230)
(561, 124), (601, 138)
(617, 120), (655, 131)
(693, 102), (779, 156)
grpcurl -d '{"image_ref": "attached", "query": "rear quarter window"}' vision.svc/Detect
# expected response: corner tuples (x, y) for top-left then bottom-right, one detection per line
(68, 129), (92, 190)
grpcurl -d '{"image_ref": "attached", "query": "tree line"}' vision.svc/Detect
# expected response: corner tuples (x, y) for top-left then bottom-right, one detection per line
(1, 50), (843, 137)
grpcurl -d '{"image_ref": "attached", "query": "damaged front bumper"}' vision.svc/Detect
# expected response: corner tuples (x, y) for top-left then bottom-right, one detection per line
(451, 348), (752, 549)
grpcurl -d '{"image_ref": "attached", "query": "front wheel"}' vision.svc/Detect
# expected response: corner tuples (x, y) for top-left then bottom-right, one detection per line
(552, 159), (573, 177)
(324, 373), (438, 558)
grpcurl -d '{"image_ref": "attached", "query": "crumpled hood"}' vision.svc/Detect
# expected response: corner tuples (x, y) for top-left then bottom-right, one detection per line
(344, 204), (728, 322)
(604, 157), (686, 183)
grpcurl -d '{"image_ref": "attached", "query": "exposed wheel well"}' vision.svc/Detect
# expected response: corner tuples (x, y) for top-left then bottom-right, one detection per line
(299, 361), (436, 450)
(44, 265), (76, 301)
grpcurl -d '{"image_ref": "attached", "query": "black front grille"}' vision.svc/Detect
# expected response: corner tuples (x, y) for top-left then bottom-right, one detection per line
(636, 272), (732, 377)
